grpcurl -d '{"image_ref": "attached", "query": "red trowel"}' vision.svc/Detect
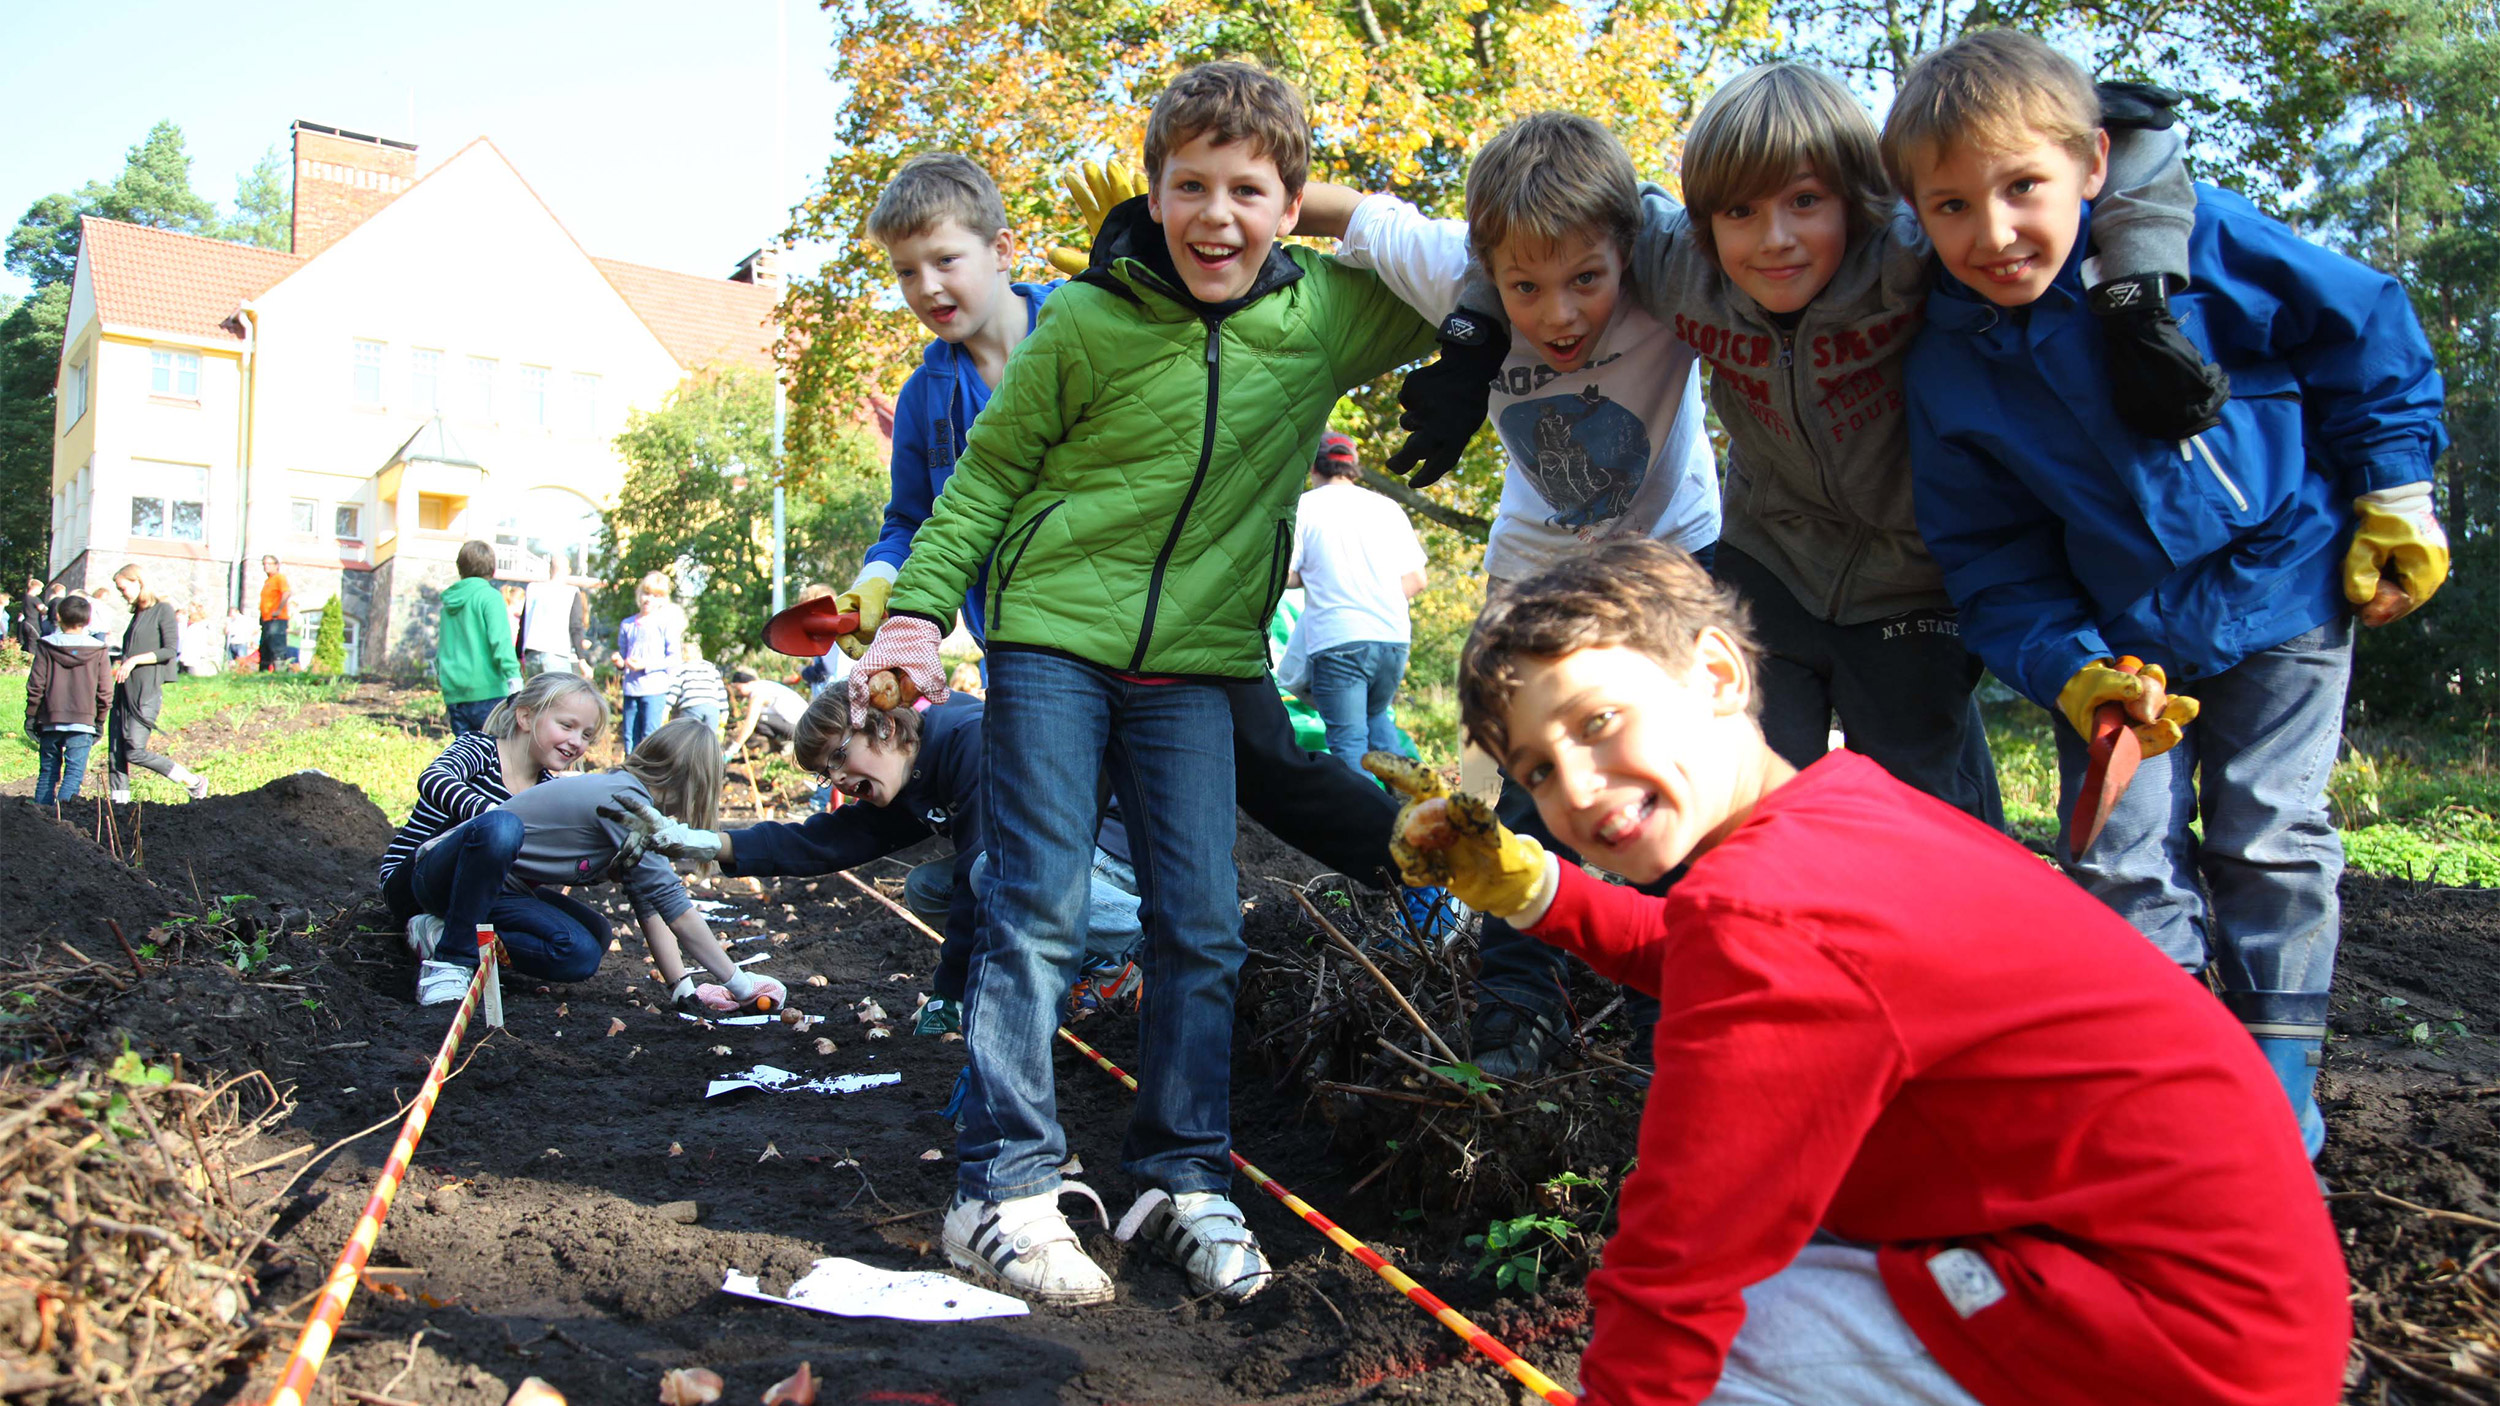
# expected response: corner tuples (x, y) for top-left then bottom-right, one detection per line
(2069, 655), (2145, 860)
(761, 597), (860, 658)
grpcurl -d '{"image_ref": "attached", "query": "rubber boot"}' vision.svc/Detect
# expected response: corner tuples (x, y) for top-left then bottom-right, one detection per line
(2249, 1027), (2327, 1161)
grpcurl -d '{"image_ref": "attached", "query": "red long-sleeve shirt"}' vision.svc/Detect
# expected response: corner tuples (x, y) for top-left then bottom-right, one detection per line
(1530, 751), (2347, 1406)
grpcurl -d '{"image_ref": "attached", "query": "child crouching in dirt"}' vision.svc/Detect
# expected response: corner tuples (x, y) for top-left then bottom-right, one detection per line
(606, 689), (1143, 1040)
(1373, 538), (2347, 1406)
(401, 717), (786, 1015)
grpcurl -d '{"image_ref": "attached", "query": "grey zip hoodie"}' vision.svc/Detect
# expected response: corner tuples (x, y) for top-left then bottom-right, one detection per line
(418, 772), (692, 922)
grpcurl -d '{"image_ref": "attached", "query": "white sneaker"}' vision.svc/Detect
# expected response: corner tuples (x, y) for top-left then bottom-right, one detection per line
(1116, 1190), (1271, 1302)
(110, 790), (131, 804)
(405, 914), (445, 962)
(943, 1183), (1115, 1306)
(415, 960), (471, 1006)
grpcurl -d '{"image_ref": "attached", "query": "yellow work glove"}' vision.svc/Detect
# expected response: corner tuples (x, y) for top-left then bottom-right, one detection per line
(2057, 657), (2198, 760)
(1363, 752), (1551, 919)
(2343, 483), (2449, 626)
(833, 575), (892, 661)
(1043, 161), (1149, 278)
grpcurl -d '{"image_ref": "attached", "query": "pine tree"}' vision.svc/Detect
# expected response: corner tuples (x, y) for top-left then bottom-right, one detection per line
(312, 596), (346, 675)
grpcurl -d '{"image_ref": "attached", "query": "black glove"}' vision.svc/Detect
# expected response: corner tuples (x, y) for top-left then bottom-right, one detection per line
(1384, 308), (1508, 490)
(2096, 81), (2182, 131)
(2091, 274), (2230, 440)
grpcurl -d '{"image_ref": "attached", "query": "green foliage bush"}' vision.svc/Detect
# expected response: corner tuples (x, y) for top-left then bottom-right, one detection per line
(310, 596), (345, 675)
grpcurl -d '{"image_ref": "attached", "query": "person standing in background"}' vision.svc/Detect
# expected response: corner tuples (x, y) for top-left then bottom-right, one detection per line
(256, 554), (292, 672)
(438, 540), (525, 736)
(1288, 432), (1428, 775)
(520, 556), (588, 676)
(223, 607), (255, 665)
(105, 564), (209, 802)
(16, 577), (43, 654)
(612, 571), (681, 753)
(176, 602), (221, 676)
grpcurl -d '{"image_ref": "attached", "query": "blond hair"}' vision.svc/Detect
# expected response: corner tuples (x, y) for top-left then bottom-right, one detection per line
(636, 571), (672, 606)
(1465, 113), (1641, 266)
(622, 717), (722, 834)
(1144, 61), (1312, 196)
(1682, 64), (1897, 257)
(1881, 30), (2101, 195)
(868, 152), (1010, 245)
(791, 690), (923, 778)
(485, 671), (609, 742)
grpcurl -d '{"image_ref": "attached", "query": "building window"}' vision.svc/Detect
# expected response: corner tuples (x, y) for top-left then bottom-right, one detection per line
(129, 462), (207, 543)
(291, 498), (318, 536)
(418, 492), (466, 533)
(571, 372), (600, 437)
(63, 358), (87, 425)
(335, 503), (363, 540)
(353, 339), (385, 405)
(411, 349), (441, 413)
(149, 348), (201, 398)
(521, 366), (549, 427)
(467, 357), (497, 421)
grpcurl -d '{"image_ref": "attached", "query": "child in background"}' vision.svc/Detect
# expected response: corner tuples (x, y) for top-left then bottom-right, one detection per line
(850, 62), (1433, 1306)
(1378, 538), (2346, 1406)
(612, 571), (680, 752)
(402, 717), (782, 1012)
(1889, 31), (2449, 1158)
(175, 602), (220, 677)
(669, 640), (730, 734)
(379, 672), (607, 940)
(438, 540), (524, 736)
(106, 564), (208, 802)
(223, 608), (254, 665)
(723, 668), (809, 760)
(25, 593), (110, 805)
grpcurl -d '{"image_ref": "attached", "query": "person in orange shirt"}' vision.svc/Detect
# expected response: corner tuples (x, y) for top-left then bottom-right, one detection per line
(256, 553), (292, 673)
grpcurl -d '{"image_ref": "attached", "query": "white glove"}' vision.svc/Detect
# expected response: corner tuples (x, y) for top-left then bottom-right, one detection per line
(597, 795), (723, 863)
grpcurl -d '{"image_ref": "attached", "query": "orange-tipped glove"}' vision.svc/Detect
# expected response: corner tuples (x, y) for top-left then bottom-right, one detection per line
(1044, 161), (1149, 278)
(1364, 752), (1552, 919)
(846, 614), (947, 725)
(2057, 657), (2198, 759)
(2343, 483), (2449, 627)
(833, 574), (893, 660)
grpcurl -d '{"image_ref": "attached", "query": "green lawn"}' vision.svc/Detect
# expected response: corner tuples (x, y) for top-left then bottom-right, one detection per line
(0, 671), (448, 823)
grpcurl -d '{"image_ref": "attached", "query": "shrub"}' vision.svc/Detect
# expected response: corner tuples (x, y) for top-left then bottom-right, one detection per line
(311, 597), (345, 675)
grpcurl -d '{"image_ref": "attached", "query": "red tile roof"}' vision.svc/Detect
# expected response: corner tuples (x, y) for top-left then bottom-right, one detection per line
(79, 217), (301, 341)
(591, 258), (780, 372)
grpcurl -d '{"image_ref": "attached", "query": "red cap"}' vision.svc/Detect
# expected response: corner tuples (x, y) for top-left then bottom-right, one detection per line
(1315, 431), (1358, 472)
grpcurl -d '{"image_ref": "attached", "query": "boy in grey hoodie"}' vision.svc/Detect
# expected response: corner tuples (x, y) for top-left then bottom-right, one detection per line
(25, 593), (110, 805)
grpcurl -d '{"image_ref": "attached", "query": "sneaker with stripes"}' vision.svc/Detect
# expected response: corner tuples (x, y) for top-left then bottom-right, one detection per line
(1115, 1189), (1271, 1303)
(942, 1183), (1115, 1307)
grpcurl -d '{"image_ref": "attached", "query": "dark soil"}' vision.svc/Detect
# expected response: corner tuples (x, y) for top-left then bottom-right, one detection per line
(11, 684), (2500, 1405)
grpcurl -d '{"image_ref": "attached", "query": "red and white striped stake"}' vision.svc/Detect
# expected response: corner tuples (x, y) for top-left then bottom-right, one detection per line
(262, 938), (501, 1406)
(832, 868), (1577, 1404)
(478, 924), (504, 1028)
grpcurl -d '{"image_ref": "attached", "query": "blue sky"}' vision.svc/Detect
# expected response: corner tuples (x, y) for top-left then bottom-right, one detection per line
(0, 0), (846, 300)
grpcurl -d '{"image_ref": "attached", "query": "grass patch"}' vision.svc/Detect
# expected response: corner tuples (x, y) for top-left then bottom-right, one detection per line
(0, 672), (448, 823)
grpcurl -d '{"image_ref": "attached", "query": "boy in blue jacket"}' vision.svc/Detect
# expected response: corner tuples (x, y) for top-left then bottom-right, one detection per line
(1888, 30), (2450, 1159)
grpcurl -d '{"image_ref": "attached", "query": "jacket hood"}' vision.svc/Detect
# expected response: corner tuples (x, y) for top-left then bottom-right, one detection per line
(441, 576), (500, 618)
(37, 633), (102, 660)
(1083, 195), (1304, 315)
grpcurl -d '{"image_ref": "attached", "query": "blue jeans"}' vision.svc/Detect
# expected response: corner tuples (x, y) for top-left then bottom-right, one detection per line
(619, 693), (667, 753)
(677, 703), (722, 734)
(34, 730), (95, 805)
(958, 650), (1240, 1201)
(1307, 640), (1411, 775)
(407, 811), (608, 982)
(969, 848), (1143, 969)
(445, 697), (499, 736)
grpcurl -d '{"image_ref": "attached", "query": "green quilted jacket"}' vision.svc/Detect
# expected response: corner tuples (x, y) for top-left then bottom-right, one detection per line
(887, 199), (1433, 679)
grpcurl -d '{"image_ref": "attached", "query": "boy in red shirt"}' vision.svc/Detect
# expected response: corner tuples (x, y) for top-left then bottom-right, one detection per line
(1370, 537), (2346, 1406)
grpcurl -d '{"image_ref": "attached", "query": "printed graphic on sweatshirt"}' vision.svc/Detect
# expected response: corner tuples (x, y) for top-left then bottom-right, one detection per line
(1495, 387), (1652, 533)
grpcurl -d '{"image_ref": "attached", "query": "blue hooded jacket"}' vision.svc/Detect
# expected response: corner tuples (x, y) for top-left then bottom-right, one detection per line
(865, 281), (1061, 642)
(1907, 184), (2446, 711)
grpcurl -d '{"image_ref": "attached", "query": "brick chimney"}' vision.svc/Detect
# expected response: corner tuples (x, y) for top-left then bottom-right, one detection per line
(290, 121), (418, 258)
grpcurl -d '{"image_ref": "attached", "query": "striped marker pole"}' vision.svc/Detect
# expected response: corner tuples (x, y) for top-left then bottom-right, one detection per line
(263, 938), (500, 1406)
(832, 869), (1577, 1405)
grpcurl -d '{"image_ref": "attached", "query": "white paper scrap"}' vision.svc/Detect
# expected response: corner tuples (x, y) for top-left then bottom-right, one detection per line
(704, 1065), (902, 1098)
(735, 952), (773, 966)
(678, 1012), (778, 1027)
(722, 1258), (1026, 1322)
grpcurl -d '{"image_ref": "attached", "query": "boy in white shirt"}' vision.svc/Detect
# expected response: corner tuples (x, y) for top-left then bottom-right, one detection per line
(1288, 432), (1428, 774)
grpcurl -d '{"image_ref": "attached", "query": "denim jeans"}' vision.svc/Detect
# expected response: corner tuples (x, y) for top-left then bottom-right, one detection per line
(259, 618), (287, 671)
(619, 693), (667, 754)
(408, 811), (608, 982)
(677, 703), (722, 735)
(1306, 640), (1410, 776)
(958, 650), (1240, 1201)
(34, 730), (95, 805)
(445, 697), (499, 736)
(969, 848), (1144, 969)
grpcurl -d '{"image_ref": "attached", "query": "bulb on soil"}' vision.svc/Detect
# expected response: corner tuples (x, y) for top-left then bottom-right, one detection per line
(762, 1361), (818, 1405)
(508, 1378), (568, 1406)
(658, 1367), (723, 1405)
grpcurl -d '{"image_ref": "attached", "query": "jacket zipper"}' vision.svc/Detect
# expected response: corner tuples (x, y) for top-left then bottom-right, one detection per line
(1262, 519), (1290, 622)
(2184, 435), (2249, 513)
(1130, 317), (1224, 671)
(1774, 323), (1853, 618)
(988, 499), (1065, 633)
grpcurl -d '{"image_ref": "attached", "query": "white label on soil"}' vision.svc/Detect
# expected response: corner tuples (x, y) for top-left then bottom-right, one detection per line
(704, 1065), (902, 1098)
(722, 1257), (1027, 1321)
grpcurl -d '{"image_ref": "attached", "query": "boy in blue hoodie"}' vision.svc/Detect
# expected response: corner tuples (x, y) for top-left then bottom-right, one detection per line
(1890, 30), (2450, 1159)
(831, 152), (1439, 928)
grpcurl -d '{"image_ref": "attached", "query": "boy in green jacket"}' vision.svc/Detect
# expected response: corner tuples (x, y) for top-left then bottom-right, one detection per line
(851, 61), (1433, 1308)
(438, 539), (522, 735)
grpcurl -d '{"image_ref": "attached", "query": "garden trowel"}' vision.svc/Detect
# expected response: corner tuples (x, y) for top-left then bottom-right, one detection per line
(761, 597), (860, 658)
(2069, 655), (2145, 860)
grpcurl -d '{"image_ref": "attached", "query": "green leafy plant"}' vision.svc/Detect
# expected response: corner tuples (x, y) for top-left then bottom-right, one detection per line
(1431, 1061), (1500, 1097)
(311, 595), (346, 675)
(1466, 1212), (1581, 1296)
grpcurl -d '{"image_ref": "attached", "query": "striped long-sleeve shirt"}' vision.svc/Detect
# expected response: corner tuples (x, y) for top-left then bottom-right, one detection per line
(379, 733), (550, 883)
(669, 658), (730, 719)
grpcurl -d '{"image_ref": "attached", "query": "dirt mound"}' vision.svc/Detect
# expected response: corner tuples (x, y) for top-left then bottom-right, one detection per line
(125, 770), (394, 919)
(0, 800), (178, 965)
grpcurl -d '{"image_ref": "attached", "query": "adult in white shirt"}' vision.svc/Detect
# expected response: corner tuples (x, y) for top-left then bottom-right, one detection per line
(518, 557), (586, 676)
(1288, 433), (1427, 774)
(723, 669), (811, 761)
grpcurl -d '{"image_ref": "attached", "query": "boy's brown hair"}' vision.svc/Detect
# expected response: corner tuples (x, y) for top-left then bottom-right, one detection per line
(1465, 113), (1641, 266)
(1458, 538), (1761, 759)
(868, 153), (1011, 246)
(1144, 61), (1311, 196)
(1682, 63), (1897, 257)
(1880, 30), (2101, 195)
(456, 539), (496, 579)
(791, 689), (923, 778)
